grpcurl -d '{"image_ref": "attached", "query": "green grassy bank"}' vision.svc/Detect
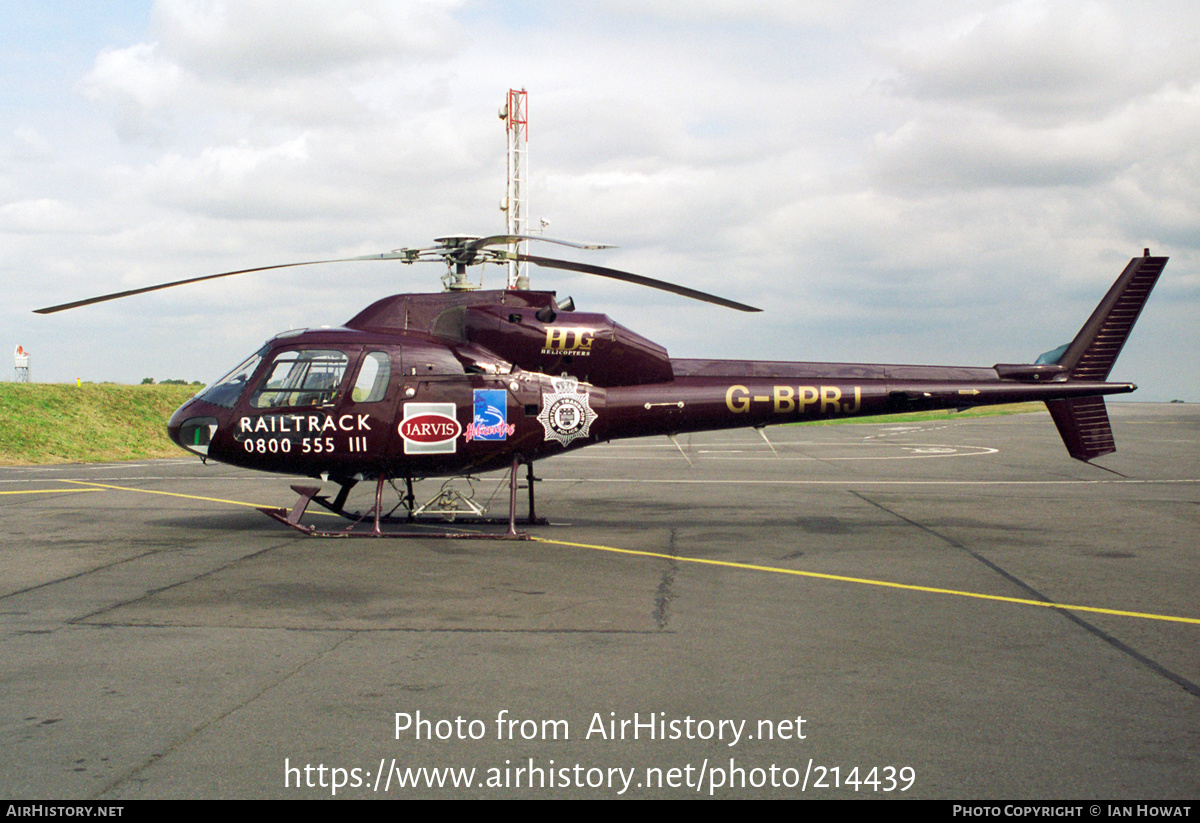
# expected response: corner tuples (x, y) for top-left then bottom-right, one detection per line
(0, 383), (198, 465)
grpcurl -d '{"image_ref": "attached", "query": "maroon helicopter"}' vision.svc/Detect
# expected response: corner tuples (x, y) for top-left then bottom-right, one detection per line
(36, 235), (1167, 538)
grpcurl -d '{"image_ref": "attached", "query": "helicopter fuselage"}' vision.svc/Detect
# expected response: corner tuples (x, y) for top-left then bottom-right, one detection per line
(167, 287), (1135, 484)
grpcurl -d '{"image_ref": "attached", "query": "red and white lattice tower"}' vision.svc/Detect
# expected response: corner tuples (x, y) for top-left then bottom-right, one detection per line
(500, 88), (529, 289)
(14, 345), (30, 382)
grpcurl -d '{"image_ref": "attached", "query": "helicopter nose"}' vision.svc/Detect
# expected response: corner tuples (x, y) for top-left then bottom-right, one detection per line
(170, 415), (219, 457)
(168, 400), (220, 457)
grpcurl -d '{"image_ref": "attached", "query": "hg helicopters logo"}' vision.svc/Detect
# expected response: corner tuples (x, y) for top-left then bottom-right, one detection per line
(541, 327), (594, 357)
(538, 377), (598, 446)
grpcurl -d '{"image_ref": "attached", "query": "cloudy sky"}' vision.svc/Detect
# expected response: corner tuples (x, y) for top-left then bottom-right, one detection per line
(3, 0), (1198, 400)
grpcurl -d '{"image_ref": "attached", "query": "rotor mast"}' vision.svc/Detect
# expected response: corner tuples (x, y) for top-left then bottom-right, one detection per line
(500, 88), (529, 290)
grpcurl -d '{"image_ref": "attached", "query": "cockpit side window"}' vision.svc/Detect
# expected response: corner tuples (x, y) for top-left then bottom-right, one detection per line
(197, 346), (267, 409)
(350, 351), (391, 403)
(251, 349), (350, 409)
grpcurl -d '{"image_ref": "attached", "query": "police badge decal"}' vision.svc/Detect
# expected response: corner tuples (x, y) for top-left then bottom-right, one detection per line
(537, 377), (598, 446)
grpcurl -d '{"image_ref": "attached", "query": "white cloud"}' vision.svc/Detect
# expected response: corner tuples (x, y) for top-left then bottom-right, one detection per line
(8, 125), (55, 161)
(0, 198), (86, 234)
(878, 0), (1165, 120)
(78, 41), (183, 138)
(3, 0), (1196, 400)
(142, 135), (317, 218)
(870, 110), (1128, 189)
(152, 0), (463, 78)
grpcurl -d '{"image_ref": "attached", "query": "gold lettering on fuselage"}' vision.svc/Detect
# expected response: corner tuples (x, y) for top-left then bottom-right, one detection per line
(820, 386), (842, 413)
(727, 385), (862, 415)
(773, 385), (793, 413)
(846, 386), (861, 414)
(726, 385), (750, 413)
(542, 327), (595, 356)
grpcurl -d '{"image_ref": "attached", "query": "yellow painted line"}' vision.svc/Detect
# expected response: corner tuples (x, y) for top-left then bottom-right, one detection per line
(59, 479), (273, 509)
(532, 537), (1200, 627)
(34, 482), (1198, 626)
(56, 479), (341, 517)
(0, 488), (103, 495)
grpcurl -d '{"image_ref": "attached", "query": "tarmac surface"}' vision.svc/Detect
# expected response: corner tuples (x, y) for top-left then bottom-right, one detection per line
(1, 402), (1198, 799)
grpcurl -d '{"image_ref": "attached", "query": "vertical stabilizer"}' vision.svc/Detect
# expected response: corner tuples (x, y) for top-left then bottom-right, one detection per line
(1045, 396), (1116, 461)
(1054, 253), (1167, 381)
(1042, 252), (1167, 462)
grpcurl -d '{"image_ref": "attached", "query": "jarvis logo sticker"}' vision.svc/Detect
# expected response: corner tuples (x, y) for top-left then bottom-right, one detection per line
(538, 377), (598, 446)
(399, 403), (461, 454)
(465, 389), (515, 442)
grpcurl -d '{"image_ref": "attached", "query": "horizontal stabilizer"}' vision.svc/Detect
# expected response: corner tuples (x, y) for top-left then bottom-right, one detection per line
(1045, 396), (1115, 461)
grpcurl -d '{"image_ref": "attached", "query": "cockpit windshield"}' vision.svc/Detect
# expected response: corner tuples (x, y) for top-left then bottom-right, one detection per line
(250, 349), (350, 409)
(196, 346), (268, 409)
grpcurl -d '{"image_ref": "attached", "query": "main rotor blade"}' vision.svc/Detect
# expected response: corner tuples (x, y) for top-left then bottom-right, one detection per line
(518, 254), (762, 313)
(32, 252), (406, 314)
(465, 235), (614, 253)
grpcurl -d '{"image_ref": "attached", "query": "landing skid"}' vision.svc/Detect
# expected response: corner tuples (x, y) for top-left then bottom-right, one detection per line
(257, 458), (544, 538)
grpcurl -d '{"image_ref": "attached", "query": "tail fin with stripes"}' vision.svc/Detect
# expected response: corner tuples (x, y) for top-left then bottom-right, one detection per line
(1040, 252), (1167, 462)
